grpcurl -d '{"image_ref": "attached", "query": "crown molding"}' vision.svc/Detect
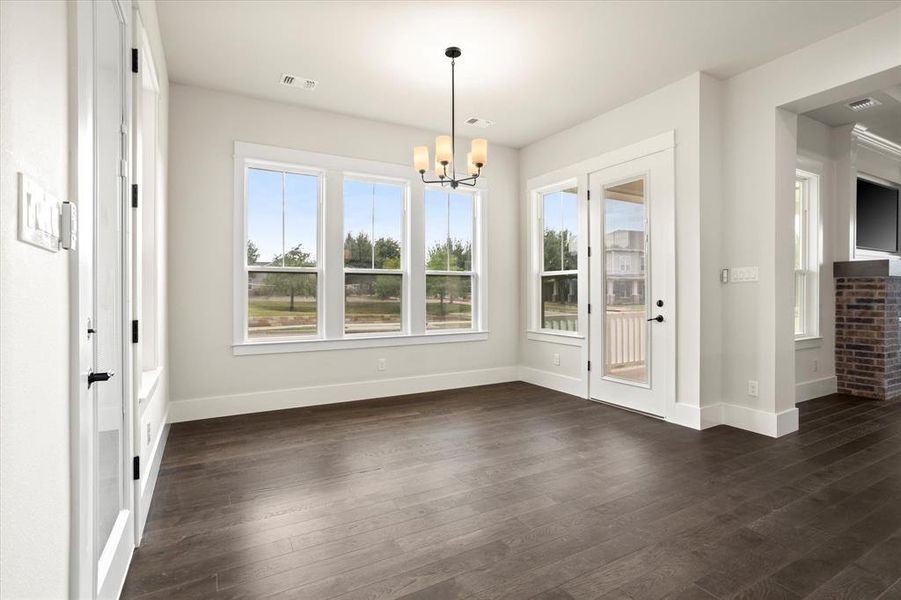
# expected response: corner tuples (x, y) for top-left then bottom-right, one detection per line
(852, 124), (901, 160)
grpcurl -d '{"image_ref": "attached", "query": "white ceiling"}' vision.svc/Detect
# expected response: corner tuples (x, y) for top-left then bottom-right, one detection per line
(157, 1), (900, 148)
(804, 86), (901, 144)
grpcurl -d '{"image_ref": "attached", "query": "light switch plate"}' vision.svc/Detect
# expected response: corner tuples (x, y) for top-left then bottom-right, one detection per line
(730, 266), (759, 283)
(18, 172), (61, 252)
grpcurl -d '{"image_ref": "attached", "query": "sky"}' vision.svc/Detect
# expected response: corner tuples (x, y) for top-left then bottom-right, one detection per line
(604, 198), (645, 234)
(247, 167), (474, 267)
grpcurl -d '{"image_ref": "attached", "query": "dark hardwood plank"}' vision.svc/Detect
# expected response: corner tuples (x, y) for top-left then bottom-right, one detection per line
(121, 383), (901, 600)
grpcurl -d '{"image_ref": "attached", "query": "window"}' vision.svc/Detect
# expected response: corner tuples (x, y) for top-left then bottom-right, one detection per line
(234, 142), (486, 353)
(794, 169), (820, 339)
(538, 187), (579, 332)
(245, 166), (321, 339)
(343, 178), (405, 334)
(425, 189), (475, 330)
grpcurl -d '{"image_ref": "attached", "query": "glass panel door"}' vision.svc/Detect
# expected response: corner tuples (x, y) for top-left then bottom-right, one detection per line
(602, 178), (648, 385)
(589, 147), (675, 419)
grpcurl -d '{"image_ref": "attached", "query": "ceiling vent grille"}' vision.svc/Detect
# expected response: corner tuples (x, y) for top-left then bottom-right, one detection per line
(464, 116), (495, 129)
(280, 74), (318, 91)
(845, 97), (881, 112)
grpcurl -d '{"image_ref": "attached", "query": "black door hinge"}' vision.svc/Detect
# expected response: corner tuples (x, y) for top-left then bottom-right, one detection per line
(131, 184), (138, 208)
(588, 304), (591, 314)
(132, 320), (139, 344)
(588, 246), (592, 257)
(587, 190), (591, 201)
(131, 48), (139, 74)
(133, 456), (140, 480)
(587, 360), (591, 372)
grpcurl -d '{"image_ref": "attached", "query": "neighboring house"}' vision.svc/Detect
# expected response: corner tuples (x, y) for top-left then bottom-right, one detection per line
(605, 229), (645, 306)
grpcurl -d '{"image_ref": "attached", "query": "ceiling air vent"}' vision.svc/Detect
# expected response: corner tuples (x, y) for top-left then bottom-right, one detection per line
(845, 97), (881, 112)
(464, 116), (494, 129)
(280, 74), (318, 91)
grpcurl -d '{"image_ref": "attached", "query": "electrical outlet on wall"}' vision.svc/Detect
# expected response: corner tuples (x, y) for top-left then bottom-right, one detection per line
(146, 422), (151, 446)
(553, 353), (560, 366)
(813, 359), (819, 372)
(748, 380), (759, 397)
(377, 358), (386, 372)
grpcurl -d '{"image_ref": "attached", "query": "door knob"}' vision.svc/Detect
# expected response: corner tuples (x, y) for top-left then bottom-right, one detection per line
(88, 370), (115, 388)
(647, 315), (664, 323)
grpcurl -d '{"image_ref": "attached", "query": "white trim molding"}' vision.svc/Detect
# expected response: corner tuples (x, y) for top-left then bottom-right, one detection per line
(695, 403), (799, 438)
(169, 366), (518, 422)
(517, 367), (586, 398)
(796, 376), (837, 403)
(135, 415), (169, 542)
(853, 124), (901, 160)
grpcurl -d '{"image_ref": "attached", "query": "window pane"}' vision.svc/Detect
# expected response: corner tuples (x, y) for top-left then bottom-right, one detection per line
(542, 192), (562, 271)
(247, 168), (283, 266)
(373, 183), (403, 269)
(344, 179), (373, 268)
(344, 179), (404, 269)
(795, 271), (805, 336)
(541, 274), (577, 331)
(247, 272), (317, 338)
(561, 189), (578, 270)
(425, 190), (448, 270)
(345, 273), (402, 333)
(604, 178), (647, 384)
(285, 172), (318, 266)
(448, 192), (473, 271)
(426, 275), (472, 330)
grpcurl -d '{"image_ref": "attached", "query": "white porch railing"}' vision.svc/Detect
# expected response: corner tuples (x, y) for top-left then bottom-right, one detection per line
(605, 310), (646, 368)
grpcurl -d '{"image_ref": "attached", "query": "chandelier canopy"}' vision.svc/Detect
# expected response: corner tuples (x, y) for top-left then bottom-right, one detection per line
(413, 47), (487, 189)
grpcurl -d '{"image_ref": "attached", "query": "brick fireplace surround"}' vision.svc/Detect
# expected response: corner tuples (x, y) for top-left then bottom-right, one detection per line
(834, 260), (901, 400)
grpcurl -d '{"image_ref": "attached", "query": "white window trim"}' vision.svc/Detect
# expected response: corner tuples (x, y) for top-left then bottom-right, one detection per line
(795, 167), (821, 341)
(232, 141), (488, 355)
(528, 178), (585, 338)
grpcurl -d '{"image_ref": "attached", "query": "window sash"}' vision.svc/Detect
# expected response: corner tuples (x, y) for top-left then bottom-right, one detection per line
(794, 169), (819, 339)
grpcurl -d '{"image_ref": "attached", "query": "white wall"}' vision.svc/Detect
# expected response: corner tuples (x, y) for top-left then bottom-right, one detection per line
(518, 72), (717, 419)
(166, 85), (520, 421)
(795, 115), (838, 401)
(0, 1), (71, 597)
(719, 7), (901, 420)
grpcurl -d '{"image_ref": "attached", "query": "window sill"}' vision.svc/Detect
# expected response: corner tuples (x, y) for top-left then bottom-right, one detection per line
(233, 330), (489, 355)
(795, 336), (823, 350)
(526, 330), (584, 346)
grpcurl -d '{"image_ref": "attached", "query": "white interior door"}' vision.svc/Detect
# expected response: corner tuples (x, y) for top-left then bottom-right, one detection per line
(91, 0), (135, 597)
(589, 148), (675, 417)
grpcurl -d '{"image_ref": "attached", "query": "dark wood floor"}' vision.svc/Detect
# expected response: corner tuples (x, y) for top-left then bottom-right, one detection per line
(122, 383), (901, 600)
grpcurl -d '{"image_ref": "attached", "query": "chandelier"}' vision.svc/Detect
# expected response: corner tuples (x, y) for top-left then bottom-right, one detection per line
(413, 47), (487, 189)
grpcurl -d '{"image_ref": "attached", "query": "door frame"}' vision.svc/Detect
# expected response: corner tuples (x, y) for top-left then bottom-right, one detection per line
(524, 131), (676, 414)
(70, 0), (135, 597)
(587, 147), (676, 418)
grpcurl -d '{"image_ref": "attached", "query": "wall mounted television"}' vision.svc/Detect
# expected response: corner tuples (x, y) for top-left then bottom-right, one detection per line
(856, 176), (901, 254)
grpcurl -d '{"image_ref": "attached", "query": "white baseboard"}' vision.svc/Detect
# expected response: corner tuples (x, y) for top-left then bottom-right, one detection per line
(135, 410), (169, 544)
(796, 376), (837, 403)
(168, 366), (519, 422)
(717, 403), (799, 437)
(516, 367), (586, 398)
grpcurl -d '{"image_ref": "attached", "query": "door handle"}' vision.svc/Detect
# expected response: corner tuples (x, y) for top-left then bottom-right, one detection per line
(647, 315), (664, 323)
(88, 370), (115, 388)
